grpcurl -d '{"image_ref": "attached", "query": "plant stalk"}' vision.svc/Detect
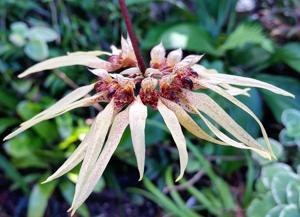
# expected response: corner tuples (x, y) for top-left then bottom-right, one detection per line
(119, 0), (146, 73)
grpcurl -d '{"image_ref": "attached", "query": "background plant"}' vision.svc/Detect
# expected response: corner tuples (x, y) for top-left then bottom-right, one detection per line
(0, 0), (299, 216)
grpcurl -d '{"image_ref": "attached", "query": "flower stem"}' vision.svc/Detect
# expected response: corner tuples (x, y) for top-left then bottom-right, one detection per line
(119, 0), (146, 73)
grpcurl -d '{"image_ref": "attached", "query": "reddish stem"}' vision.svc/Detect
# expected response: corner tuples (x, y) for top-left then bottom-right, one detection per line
(119, 0), (146, 73)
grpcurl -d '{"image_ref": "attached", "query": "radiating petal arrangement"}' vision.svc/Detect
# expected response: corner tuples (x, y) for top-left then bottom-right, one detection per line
(4, 36), (294, 215)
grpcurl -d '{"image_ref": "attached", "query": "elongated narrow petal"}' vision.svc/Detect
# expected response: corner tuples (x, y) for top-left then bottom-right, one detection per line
(22, 83), (95, 124)
(203, 83), (275, 158)
(184, 90), (270, 157)
(191, 105), (271, 159)
(72, 100), (115, 207)
(42, 141), (87, 184)
(198, 72), (294, 97)
(19, 54), (112, 78)
(160, 98), (225, 145)
(157, 100), (188, 181)
(67, 51), (111, 56)
(129, 97), (148, 180)
(220, 84), (251, 97)
(3, 94), (98, 141)
(69, 108), (129, 215)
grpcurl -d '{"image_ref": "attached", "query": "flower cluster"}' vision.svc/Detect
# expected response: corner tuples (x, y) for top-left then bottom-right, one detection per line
(4, 36), (294, 215)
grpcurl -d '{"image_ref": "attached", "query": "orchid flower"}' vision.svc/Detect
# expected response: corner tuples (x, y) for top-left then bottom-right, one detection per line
(4, 37), (294, 215)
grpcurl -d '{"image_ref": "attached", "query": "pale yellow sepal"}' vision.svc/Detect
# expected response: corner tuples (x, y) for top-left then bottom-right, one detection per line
(157, 99), (188, 181)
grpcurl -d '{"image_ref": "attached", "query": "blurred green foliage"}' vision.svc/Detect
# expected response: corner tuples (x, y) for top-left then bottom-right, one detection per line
(0, 0), (300, 216)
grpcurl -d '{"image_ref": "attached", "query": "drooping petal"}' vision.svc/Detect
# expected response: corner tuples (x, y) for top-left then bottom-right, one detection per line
(18, 53), (112, 78)
(220, 84), (251, 97)
(42, 140), (87, 184)
(190, 105), (271, 159)
(195, 70), (294, 97)
(203, 83), (276, 158)
(69, 108), (129, 215)
(184, 90), (271, 158)
(167, 49), (182, 66)
(4, 93), (98, 141)
(150, 42), (166, 65)
(72, 100), (115, 205)
(129, 97), (148, 180)
(23, 83), (95, 123)
(157, 100), (188, 181)
(160, 98), (225, 145)
(67, 51), (111, 56)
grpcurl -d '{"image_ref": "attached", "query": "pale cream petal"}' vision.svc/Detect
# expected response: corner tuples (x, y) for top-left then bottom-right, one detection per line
(129, 97), (147, 180)
(18, 55), (112, 78)
(42, 141), (87, 184)
(150, 42), (166, 65)
(22, 83), (95, 124)
(72, 100), (115, 206)
(144, 68), (162, 77)
(203, 83), (275, 159)
(157, 100), (188, 181)
(190, 105), (271, 159)
(200, 73), (294, 97)
(167, 49), (182, 66)
(220, 84), (251, 97)
(89, 68), (108, 77)
(174, 55), (203, 70)
(120, 67), (141, 75)
(110, 45), (121, 55)
(3, 94), (98, 141)
(160, 98), (225, 145)
(121, 36), (136, 60)
(69, 108), (129, 215)
(67, 51), (111, 56)
(184, 90), (269, 156)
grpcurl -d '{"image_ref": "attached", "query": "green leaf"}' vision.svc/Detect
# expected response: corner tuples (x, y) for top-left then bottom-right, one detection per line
(0, 88), (19, 110)
(255, 74), (300, 122)
(261, 163), (293, 188)
(279, 204), (300, 217)
(10, 21), (29, 37)
(143, 178), (201, 217)
(271, 172), (299, 204)
(252, 138), (284, 165)
(187, 141), (235, 210)
(220, 23), (273, 52)
(0, 153), (28, 193)
(246, 192), (276, 217)
(157, 23), (220, 56)
(276, 43), (300, 73)
(9, 33), (26, 47)
(17, 101), (58, 142)
(227, 88), (263, 137)
(0, 118), (18, 134)
(24, 39), (49, 61)
(266, 205), (284, 217)
(4, 132), (43, 158)
(165, 168), (199, 217)
(27, 179), (57, 217)
(286, 181), (300, 206)
(26, 26), (59, 42)
(184, 179), (220, 215)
